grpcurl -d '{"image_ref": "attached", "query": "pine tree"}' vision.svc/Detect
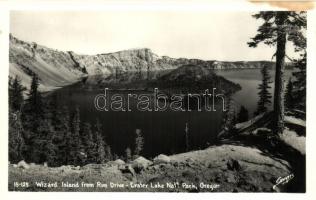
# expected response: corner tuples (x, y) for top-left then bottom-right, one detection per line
(22, 74), (46, 162)
(112, 153), (119, 161)
(125, 147), (132, 162)
(105, 145), (112, 161)
(9, 110), (25, 163)
(23, 74), (44, 132)
(184, 123), (189, 152)
(81, 122), (96, 164)
(8, 76), (26, 163)
(48, 93), (61, 128)
(237, 106), (249, 123)
(53, 106), (72, 165)
(33, 119), (57, 166)
(9, 76), (26, 112)
(285, 78), (295, 110)
(248, 11), (306, 134)
(221, 96), (236, 133)
(255, 65), (272, 115)
(134, 129), (144, 157)
(25, 74), (44, 117)
(95, 133), (106, 164)
(69, 107), (84, 166)
(45, 95), (70, 166)
(94, 119), (106, 164)
(292, 53), (306, 112)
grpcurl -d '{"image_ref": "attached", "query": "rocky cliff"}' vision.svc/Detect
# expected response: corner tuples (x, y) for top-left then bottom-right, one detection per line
(9, 35), (87, 91)
(9, 35), (275, 91)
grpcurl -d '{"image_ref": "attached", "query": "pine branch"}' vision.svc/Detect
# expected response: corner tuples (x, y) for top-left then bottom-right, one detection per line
(285, 54), (294, 62)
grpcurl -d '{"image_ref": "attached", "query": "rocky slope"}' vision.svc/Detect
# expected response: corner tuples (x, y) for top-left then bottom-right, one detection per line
(9, 35), (87, 91)
(9, 34), (275, 91)
(8, 144), (291, 192)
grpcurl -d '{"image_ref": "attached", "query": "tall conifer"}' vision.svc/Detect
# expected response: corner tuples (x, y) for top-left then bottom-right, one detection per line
(248, 11), (306, 133)
(255, 65), (272, 115)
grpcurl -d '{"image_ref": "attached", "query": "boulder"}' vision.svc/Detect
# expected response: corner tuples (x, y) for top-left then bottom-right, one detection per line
(113, 159), (126, 165)
(73, 166), (80, 170)
(119, 164), (135, 176)
(58, 165), (71, 171)
(29, 163), (38, 168)
(158, 163), (173, 171)
(171, 161), (179, 167)
(82, 164), (101, 170)
(185, 158), (196, 167)
(107, 159), (126, 167)
(226, 158), (241, 171)
(153, 154), (171, 164)
(17, 160), (30, 169)
(226, 173), (237, 183)
(185, 158), (194, 163)
(131, 156), (153, 172)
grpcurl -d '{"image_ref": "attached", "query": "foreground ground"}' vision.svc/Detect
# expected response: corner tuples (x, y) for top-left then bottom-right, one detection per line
(8, 145), (298, 192)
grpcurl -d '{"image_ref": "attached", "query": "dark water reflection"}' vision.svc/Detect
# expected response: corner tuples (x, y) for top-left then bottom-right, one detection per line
(49, 69), (292, 158)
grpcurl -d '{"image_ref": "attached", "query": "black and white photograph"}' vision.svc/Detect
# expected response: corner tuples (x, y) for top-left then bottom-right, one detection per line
(5, 2), (310, 194)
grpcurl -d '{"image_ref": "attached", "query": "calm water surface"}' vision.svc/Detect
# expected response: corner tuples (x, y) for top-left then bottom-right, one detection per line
(50, 69), (292, 157)
(216, 69), (293, 117)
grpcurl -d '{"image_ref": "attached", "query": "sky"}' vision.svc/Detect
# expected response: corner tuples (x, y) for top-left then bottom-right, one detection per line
(10, 11), (298, 61)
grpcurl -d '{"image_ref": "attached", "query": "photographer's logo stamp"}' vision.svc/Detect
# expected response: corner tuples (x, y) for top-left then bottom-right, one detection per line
(273, 174), (294, 191)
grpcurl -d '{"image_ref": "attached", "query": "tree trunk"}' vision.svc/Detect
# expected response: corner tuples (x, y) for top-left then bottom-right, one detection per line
(274, 12), (287, 134)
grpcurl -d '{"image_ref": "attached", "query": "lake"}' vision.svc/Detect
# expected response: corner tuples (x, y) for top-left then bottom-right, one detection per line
(49, 68), (293, 158)
(216, 69), (293, 117)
